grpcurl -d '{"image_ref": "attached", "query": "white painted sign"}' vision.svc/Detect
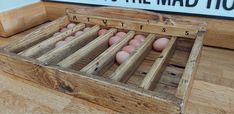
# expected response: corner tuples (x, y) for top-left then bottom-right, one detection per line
(47, 0), (234, 19)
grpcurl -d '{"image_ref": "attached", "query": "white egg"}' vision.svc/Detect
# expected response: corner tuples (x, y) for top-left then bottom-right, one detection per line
(75, 31), (84, 37)
(116, 51), (130, 64)
(129, 39), (142, 48)
(153, 38), (169, 52)
(109, 36), (122, 46)
(67, 23), (76, 29)
(116, 32), (127, 38)
(83, 27), (91, 32)
(98, 29), (108, 36)
(122, 45), (136, 54)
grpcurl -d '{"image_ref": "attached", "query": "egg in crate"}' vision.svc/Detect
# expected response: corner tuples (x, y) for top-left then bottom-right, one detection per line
(109, 36), (123, 46)
(153, 38), (169, 52)
(116, 32), (127, 38)
(116, 51), (130, 64)
(67, 23), (76, 29)
(75, 31), (84, 37)
(98, 29), (108, 36)
(122, 45), (136, 54)
(129, 39), (142, 48)
(134, 35), (145, 42)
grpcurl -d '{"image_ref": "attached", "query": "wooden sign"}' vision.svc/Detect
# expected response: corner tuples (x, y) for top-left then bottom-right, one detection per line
(46, 0), (234, 19)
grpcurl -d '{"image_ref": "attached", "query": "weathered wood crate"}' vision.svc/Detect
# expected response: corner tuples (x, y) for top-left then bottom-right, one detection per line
(0, 8), (206, 114)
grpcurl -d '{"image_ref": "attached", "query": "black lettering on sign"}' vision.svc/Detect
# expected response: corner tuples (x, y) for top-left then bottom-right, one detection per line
(157, 0), (171, 5)
(125, 0), (151, 4)
(186, 0), (198, 7)
(172, 0), (183, 6)
(223, 0), (234, 11)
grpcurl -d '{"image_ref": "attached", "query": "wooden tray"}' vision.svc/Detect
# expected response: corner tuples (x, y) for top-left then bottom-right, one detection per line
(0, 8), (206, 114)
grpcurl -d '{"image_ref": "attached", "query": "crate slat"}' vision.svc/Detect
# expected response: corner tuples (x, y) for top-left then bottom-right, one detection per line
(140, 37), (177, 90)
(19, 23), (85, 58)
(58, 28), (117, 68)
(4, 16), (69, 53)
(110, 34), (156, 82)
(81, 31), (135, 75)
(37, 25), (100, 64)
(176, 31), (204, 113)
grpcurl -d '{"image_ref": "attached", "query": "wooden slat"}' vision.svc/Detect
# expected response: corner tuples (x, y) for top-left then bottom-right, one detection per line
(3, 16), (69, 53)
(68, 13), (199, 39)
(58, 28), (117, 68)
(140, 37), (177, 90)
(81, 31), (135, 75)
(176, 31), (204, 113)
(37, 25), (100, 65)
(110, 34), (156, 82)
(19, 23), (85, 58)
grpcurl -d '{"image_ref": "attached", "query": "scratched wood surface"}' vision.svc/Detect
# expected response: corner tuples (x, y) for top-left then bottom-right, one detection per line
(0, 23), (233, 114)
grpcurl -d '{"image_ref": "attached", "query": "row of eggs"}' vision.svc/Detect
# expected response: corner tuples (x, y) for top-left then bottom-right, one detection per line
(53, 23), (169, 65)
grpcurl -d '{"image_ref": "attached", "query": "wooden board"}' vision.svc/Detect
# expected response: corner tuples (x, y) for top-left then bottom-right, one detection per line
(43, 2), (234, 49)
(0, 2), (48, 37)
(0, 5), (206, 114)
(0, 25), (233, 114)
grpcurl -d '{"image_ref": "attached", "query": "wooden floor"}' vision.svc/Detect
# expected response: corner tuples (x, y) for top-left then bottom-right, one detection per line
(0, 27), (234, 114)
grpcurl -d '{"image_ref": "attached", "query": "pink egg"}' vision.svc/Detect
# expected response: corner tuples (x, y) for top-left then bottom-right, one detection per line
(116, 51), (130, 64)
(134, 35), (145, 42)
(116, 32), (127, 38)
(83, 27), (91, 32)
(65, 36), (75, 42)
(153, 38), (169, 52)
(75, 31), (84, 37)
(98, 29), (108, 36)
(60, 28), (68, 32)
(53, 32), (61, 36)
(129, 39), (142, 48)
(122, 45), (136, 54)
(67, 23), (76, 29)
(55, 41), (67, 48)
(109, 36), (122, 46)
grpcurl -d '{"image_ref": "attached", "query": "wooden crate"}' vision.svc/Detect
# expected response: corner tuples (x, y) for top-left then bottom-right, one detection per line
(0, 8), (206, 114)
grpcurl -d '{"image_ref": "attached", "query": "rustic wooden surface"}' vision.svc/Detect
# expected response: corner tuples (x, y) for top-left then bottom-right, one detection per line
(43, 2), (234, 49)
(0, 2), (47, 37)
(0, 21), (234, 114)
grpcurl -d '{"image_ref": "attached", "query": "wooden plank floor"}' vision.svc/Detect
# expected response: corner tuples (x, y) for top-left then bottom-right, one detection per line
(0, 26), (234, 114)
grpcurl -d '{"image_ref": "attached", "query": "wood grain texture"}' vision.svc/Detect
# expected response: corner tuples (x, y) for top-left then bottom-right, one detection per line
(0, 2), (48, 37)
(3, 16), (69, 53)
(195, 47), (234, 89)
(43, 2), (234, 49)
(140, 37), (176, 90)
(0, 51), (181, 114)
(1, 29), (234, 113)
(0, 71), (119, 114)
(186, 80), (234, 114)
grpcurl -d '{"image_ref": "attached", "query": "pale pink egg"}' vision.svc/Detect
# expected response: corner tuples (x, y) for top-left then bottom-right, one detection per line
(109, 36), (122, 46)
(65, 36), (75, 42)
(116, 51), (130, 64)
(75, 31), (84, 37)
(55, 41), (67, 48)
(129, 39), (142, 48)
(134, 35), (145, 42)
(67, 23), (76, 29)
(60, 28), (68, 32)
(98, 29), (108, 36)
(122, 45), (136, 54)
(116, 32), (127, 38)
(83, 27), (91, 32)
(153, 38), (169, 52)
(53, 32), (61, 36)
